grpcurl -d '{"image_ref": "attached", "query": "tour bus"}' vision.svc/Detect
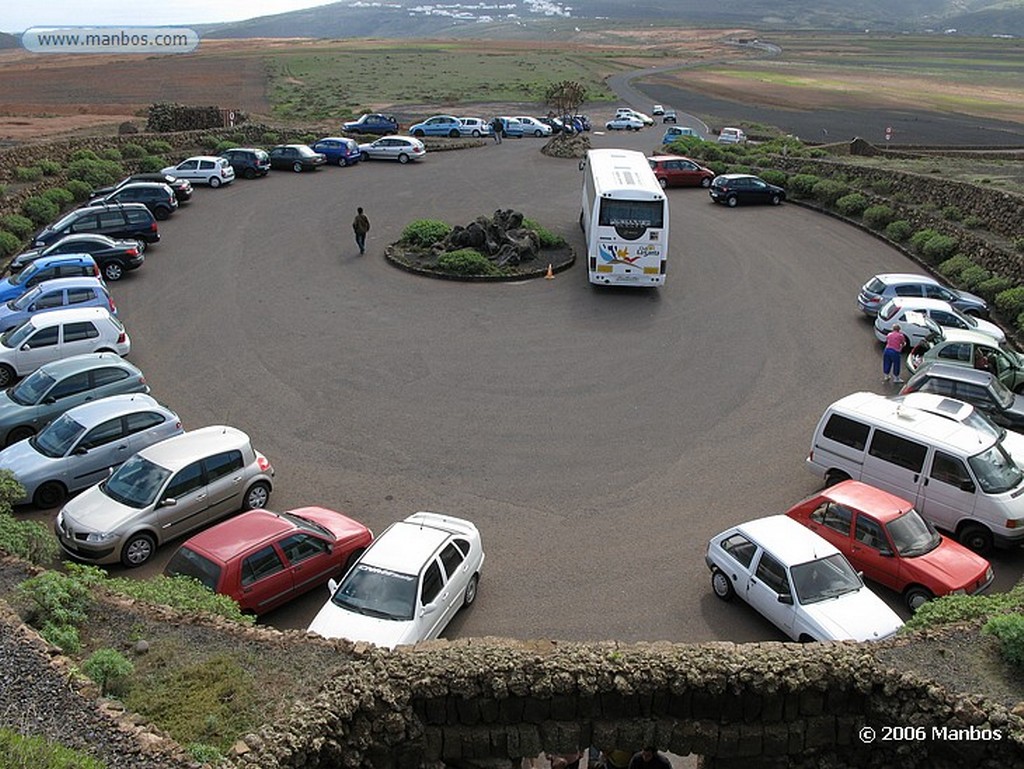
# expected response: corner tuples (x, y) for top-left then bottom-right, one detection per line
(580, 148), (669, 286)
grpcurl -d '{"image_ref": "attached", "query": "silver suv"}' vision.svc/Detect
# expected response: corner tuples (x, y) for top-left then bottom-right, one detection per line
(857, 273), (988, 318)
(56, 425), (274, 567)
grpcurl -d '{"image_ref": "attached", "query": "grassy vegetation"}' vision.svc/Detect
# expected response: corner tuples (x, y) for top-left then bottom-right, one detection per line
(0, 728), (106, 769)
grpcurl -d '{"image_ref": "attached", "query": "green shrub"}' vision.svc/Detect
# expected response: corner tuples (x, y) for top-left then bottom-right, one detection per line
(65, 179), (93, 202)
(862, 205), (895, 230)
(83, 648), (134, 696)
(811, 179), (849, 207)
(437, 248), (499, 276)
(941, 205), (963, 221)
(401, 219), (451, 247)
(0, 231), (21, 259)
(1014, 237), (1024, 254)
(41, 187), (75, 209)
(14, 166), (44, 182)
(38, 159), (62, 175)
(0, 728), (107, 769)
(41, 621), (81, 654)
(66, 158), (123, 188)
(70, 149), (99, 162)
(788, 174), (819, 197)
(0, 511), (58, 565)
(725, 164), (752, 175)
(909, 228), (941, 253)
(522, 218), (565, 248)
(0, 213), (35, 238)
(905, 582), (1024, 631)
(758, 169), (788, 187)
(884, 220), (912, 242)
(996, 286), (1024, 318)
(187, 743), (224, 764)
(959, 265), (991, 289)
(15, 567), (99, 628)
(214, 140), (238, 153)
(962, 215), (986, 229)
(98, 148), (122, 162)
(834, 192), (869, 217)
(120, 142), (146, 159)
(138, 155), (167, 173)
(868, 178), (893, 195)
(937, 254), (975, 279)
(21, 196), (60, 226)
(261, 132), (279, 145)
(975, 276), (1013, 301)
(921, 234), (959, 263)
(104, 574), (253, 625)
(984, 613), (1024, 668)
(145, 140), (172, 154)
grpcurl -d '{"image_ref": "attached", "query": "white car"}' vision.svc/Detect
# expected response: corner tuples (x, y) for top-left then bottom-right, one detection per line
(307, 511), (484, 649)
(718, 127), (748, 144)
(605, 116), (644, 131)
(513, 116), (553, 137)
(458, 118), (492, 138)
(874, 297), (1005, 347)
(652, 105), (665, 116)
(705, 515), (903, 643)
(160, 156), (235, 188)
(357, 135), (426, 164)
(615, 107), (654, 125)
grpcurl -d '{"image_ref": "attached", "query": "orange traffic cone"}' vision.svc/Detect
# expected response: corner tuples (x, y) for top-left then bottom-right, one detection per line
(545, 264), (554, 280)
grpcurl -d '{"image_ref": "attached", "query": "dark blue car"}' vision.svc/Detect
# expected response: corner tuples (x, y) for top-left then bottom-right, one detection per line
(311, 137), (362, 166)
(0, 254), (101, 304)
(342, 113), (399, 136)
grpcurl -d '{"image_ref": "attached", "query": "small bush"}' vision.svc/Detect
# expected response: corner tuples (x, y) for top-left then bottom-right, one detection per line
(975, 276), (1013, 302)
(437, 249), (499, 276)
(15, 567), (98, 628)
(962, 215), (986, 229)
(941, 205), (963, 221)
(522, 218), (565, 248)
(41, 621), (81, 654)
(885, 220), (912, 242)
(66, 158), (123, 188)
(788, 174), (819, 197)
(921, 234), (959, 263)
(0, 510), (58, 565)
(811, 179), (849, 207)
(120, 142), (146, 159)
(41, 187), (75, 209)
(105, 574), (253, 625)
(985, 613), (1024, 668)
(38, 159), (62, 175)
(401, 219), (451, 247)
(21, 196), (60, 226)
(868, 178), (893, 195)
(187, 743), (224, 764)
(0, 231), (21, 258)
(261, 132), (279, 145)
(959, 265), (991, 289)
(905, 582), (1024, 631)
(14, 166), (44, 182)
(138, 155), (167, 173)
(725, 164), (752, 175)
(0, 728), (107, 769)
(0, 213), (35, 237)
(759, 169), (788, 187)
(937, 254), (975, 279)
(98, 147), (122, 162)
(909, 228), (941, 253)
(70, 149), (99, 162)
(834, 192), (869, 217)
(862, 204), (895, 230)
(214, 140), (238, 153)
(145, 140), (172, 154)
(65, 179), (93, 202)
(83, 648), (134, 696)
(996, 286), (1024, 318)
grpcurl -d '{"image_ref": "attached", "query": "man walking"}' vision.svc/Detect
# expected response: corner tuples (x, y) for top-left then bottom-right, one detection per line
(352, 207), (370, 255)
(491, 116), (503, 144)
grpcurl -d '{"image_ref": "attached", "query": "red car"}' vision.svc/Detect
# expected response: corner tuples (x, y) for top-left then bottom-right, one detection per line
(164, 507), (373, 615)
(784, 480), (993, 612)
(647, 155), (715, 188)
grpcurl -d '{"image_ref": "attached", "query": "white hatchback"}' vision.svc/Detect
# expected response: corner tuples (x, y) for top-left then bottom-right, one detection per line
(307, 511), (484, 648)
(705, 515), (903, 642)
(513, 116), (553, 137)
(161, 156), (235, 188)
(874, 297), (1005, 347)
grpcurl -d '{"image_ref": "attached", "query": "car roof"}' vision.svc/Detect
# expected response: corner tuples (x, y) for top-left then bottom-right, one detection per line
(38, 351), (137, 375)
(59, 392), (165, 429)
(729, 515), (839, 566)
(816, 480), (915, 525)
(715, 173), (757, 180)
(648, 155), (699, 162)
(871, 273), (939, 285)
(47, 233), (117, 245)
(179, 509), (297, 562)
(896, 391), (983, 422)
(137, 425), (251, 472)
(183, 155), (225, 162)
(21, 306), (112, 326)
(911, 362), (998, 386)
(884, 297), (958, 312)
(28, 253), (98, 269)
(934, 327), (1003, 345)
(362, 511), (477, 573)
(21, 276), (106, 292)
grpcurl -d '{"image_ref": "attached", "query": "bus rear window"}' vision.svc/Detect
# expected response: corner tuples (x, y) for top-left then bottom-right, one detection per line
(599, 199), (664, 233)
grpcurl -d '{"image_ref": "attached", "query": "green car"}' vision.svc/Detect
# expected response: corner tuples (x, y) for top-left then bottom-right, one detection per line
(0, 352), (149, 447)
(907, 328), (1024, 393)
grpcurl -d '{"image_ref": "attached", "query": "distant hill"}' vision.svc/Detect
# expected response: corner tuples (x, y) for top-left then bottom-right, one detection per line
(0, 31), (20, 49)
(196, 0), (1024, 38)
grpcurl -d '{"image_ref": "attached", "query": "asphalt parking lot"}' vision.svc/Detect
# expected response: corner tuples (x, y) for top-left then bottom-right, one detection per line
(24, 126), (1024, 643)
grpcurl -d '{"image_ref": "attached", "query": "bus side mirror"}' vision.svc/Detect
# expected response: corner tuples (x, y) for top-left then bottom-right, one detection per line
(579, 160), (585, 171)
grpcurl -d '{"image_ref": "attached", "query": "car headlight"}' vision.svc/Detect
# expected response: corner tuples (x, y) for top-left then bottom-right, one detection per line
(950, 588), (967, 596)
(55, 511), (63, 527)
(986, 567), (994, 582)
(85, 532), (118, 543)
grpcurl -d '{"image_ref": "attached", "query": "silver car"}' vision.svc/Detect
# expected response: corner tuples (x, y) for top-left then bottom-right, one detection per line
(56, 425), (274, 567)
(0, 393), (182, 508)
(357, 136), (426, 163)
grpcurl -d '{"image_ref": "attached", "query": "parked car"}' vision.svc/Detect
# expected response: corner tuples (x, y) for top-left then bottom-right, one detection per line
(10, 233), (144, 275)
(857, 273), (988, 318)
(901, 363), (1024, 428)
(0, 307), (130, 387)
(513, 116), (553, 137)
(160, 156), (235, 188)
(907, 328), (1024, 391)
(91, 173), (193, 204)
(605, 116), (644, 131)
(652, 105), (665, 116)
(662, 110), (678, 124)
(0, 393), (182, 508)
(33, 203), (159, 248)
(705, 515), (903, 642)
(536, 117), (567, 134)
(718, 127), (748, 144)
(408, 115), (463, 138)
(85, 183), (177, 221)
(165, 506), (374, 615)
(307, 511), (484, 648)
(493, 117), (527, 138)
(615, 108), (653, 125)
(342, 113), (399, 135)
(784, 480), (993, 611)
(662, 126), (700, 144)
(874, 298), (1005, 347)
(458, 118), (492, 138)
(268, 144), (327, 172)
(219, 148), (271, 179)
(647, 155), (714, 188)
(310, 137), (361, 166)
(0, 352), (149, 448)
(0, 254), (102, 304)
(0, 277), (116, 333)
(709, 174), (786, 207)
(56, 425), (275, 567)
(358, 136), (426, 164)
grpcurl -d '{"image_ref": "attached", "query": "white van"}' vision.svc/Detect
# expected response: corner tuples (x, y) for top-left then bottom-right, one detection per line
(806, 391), (1024, 553)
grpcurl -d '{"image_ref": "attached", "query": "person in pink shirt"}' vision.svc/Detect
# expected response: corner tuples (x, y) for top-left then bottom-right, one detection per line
(883, 323), (907, 383)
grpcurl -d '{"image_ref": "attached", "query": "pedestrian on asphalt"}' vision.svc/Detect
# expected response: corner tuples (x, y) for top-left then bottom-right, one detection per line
(627, 747), (672, 769)
(352, 207), (370, 255)
(882, 323), (907, 383)
(491, 116), (503, 144)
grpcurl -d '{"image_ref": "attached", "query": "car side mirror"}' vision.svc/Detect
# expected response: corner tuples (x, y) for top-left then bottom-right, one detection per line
(157, 497), (177, 508)
(73, 446), (88, 456)
(960, 480), (977, 493)
(777, 593), (793, 605)
(327, 578), (338, 595)
(43, 397), (56, 404)
(421, 601), (439, 616)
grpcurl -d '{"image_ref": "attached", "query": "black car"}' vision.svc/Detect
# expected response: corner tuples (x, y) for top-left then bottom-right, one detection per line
(219, 147), (271, 179)
(10, 233), (144, 278)
(268, 145), (327, 173)
(709, 174), (786, 207)
(342, 113), (399, 135)
(33, 203), (159, 250)
(900, 363), (1024, 429)
(92, 173), (193, 204)
(85, 182), (178, 220)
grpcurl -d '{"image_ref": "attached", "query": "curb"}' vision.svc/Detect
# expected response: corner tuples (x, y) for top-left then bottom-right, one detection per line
(384, 244), (576, 282)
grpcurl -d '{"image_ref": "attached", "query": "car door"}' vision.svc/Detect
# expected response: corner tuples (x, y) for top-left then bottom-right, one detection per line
(436, 540), (470, 630)
(849, 513), (902, 592)
(174, 160), (200, 181)
(677, 159), (704, 186)
(744, 549), (797, 639)
(155, 460), (208, 537)
(278, 531), (335, 602)
(67, 415), (130, 490)
(17, 324), (60, 373)
(916, 450), (976, 532)
(417, 556), (449, 641)
(38, 370), (95, 428)
(201, 449), (246, 519)
(123, 410), (176, 455)
(863, 429), (928, 503)
(198, 160), (216, 182)
(804, 501), (854, 553)
(238, 544), (293, 614)
(61, 320), (101, 358)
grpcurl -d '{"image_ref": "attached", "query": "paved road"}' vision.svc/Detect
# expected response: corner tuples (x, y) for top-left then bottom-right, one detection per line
(23, 128), (1024, 643)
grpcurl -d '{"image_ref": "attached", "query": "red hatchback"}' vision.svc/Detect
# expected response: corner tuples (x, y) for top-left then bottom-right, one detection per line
(647, 155), (715, 188)
(784, 480), (993, 612)
(164, 507), (373, 616)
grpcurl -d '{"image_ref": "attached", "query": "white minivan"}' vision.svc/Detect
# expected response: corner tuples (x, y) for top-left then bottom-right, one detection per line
(806, 391), (1024, 553)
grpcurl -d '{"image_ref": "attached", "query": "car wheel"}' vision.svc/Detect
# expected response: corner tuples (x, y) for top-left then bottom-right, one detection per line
(6, 425), (34, 447)
(209, 176), (221, 188)
(770, 194), (782, 206)
(701, 177), (712, 188)
(726, 196), (738, 207)
(0, 364), (15, 388)
(242, 481), (271, 511)
(534, 129), (543, 137)
(398, 153), (410, 164)
(292, 162), (303, 173)
(798, 634), (817, 643)
(33, 481), (67, 509)
(658, 178), (668, 189)
(711, 568), (734, 601)
(958, 523), (993, 554)
(154, 207), (170, 221)
(121, 532), (156, 567)
(824, 470), (850, 488)
(103, 261), (125, 281)
(462, 573), (479, 608)
(471, 130), (481, 138)
(244, 167), (256, 180)
(904, 585), (934, 613)
(413, 129), (425, 137)
(361, 152), (370, 162)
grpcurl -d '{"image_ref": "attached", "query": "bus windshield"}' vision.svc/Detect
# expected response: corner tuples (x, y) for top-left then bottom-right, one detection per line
(599, 198), (664, 239)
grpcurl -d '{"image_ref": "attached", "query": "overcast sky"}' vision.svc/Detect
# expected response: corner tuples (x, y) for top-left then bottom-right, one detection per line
(2, 1), (337, 33)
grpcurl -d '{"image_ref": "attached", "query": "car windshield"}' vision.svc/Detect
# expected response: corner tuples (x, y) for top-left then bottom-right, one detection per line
(31, 414), (86, 458)
(9, 370), (56, 405)
(165, 546), (221, 591)
(886, 509), (941, 557)
(11, 287), (42, 311)
(330, 563), (416, 621)
(281, 511), (331, 538)
(2, 321), (35, 349)
(968, 441), (1024, 495)
(101, 454), (171, 509)
(10, 265), (37, 286)
(791, 554), (862, 604)
(989, 376), (1016, 408)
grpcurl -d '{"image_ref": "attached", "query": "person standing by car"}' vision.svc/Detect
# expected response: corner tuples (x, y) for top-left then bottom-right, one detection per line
(491, 116), (503, 144)
(627, 747), (671, 769)
(883, 323), (907, 383)
(352, 207), (370, 255)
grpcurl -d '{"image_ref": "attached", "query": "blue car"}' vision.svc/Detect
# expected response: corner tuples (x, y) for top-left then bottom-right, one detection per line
(0, 254), (101, 304)
(0, 277), (115, 333)
(409, 115), (463, 138)
(311, 137), (362, 166)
